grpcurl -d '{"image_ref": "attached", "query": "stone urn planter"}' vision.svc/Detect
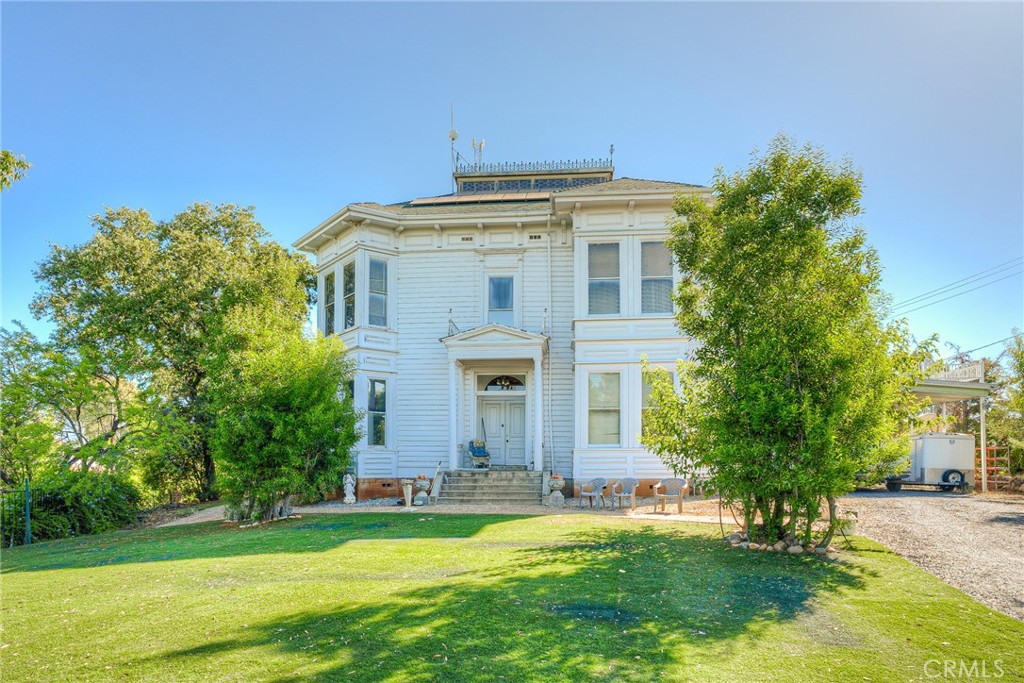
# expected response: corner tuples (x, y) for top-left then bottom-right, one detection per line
(413, 476), (431, 506)
(547, 475), (565, 507)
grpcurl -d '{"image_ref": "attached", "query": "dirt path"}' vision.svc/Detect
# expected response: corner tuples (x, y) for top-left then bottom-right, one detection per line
(841, 490), (1024, 621)
(156, 498), (728, 527)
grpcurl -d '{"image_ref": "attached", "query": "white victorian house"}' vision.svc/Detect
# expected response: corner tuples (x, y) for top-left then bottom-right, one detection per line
(292, 159), (709, 499)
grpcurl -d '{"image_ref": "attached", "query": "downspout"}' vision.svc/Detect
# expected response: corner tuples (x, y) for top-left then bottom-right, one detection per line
(546, 216), (555, 473)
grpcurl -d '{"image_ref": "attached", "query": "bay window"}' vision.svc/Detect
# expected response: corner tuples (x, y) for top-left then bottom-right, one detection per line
(368, 258), (388, 327)
(368, 379), (387, 447)
(324, 272), (336, 335)
(342, 260), (356, 330)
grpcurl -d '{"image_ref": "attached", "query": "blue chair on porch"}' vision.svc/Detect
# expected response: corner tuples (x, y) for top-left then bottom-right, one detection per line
(467, 440), (490, 469)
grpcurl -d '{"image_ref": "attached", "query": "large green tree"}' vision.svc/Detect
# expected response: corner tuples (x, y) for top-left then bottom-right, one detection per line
(643, 136), (932, 547)
(32, 203), (315, 498)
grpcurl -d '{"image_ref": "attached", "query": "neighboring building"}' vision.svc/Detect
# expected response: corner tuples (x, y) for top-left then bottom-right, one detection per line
(292, 159), (709, 498)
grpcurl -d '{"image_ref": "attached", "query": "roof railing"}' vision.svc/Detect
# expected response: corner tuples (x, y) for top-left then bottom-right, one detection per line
(455, 158), (613, 175)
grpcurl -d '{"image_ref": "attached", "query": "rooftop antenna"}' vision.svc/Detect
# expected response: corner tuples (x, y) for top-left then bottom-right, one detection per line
(449, 104), (459, 193)
(609, 144), (615, 172)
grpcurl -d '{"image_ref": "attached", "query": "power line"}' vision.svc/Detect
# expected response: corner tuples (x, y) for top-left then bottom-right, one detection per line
(941, 335), (1020, 362)
(893, 256), (1023, 310)
(893, 269), (1023, 316)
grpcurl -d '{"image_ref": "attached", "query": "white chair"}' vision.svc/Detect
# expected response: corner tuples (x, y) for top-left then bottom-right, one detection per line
(653, 478), (688, 513)
(610, 477), (639, 511)
(578, 478), (608, 509)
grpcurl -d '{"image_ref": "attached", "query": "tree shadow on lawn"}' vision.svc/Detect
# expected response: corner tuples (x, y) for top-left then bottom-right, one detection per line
(136, 526), (875, 683)
(0, 513), (536, 572)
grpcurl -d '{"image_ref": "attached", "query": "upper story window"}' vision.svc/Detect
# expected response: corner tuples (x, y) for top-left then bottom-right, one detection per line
(641, 242), (673, 314)
(588, 243), (620, 315)
(368, 258), (388, 327)
(324, 272), (336, 335)
(488, 276), (514, 326)
(342, 261), (356, 330)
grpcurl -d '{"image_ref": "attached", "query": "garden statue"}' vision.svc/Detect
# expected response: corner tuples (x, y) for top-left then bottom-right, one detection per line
(342, 473), (356, 504)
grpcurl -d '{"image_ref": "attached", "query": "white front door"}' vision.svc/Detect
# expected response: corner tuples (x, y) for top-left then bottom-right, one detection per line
(480, 398), (527, 466)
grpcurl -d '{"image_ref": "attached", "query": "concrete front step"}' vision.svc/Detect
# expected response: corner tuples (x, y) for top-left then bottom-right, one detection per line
(437, 497), (542, 505)
(439, 491), (543, 500)
(444, 474), (542, 481)
(437, 469), (545, 505)
(439, 487), (542, 493)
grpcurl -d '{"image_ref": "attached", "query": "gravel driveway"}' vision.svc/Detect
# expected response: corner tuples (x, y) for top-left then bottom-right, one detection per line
(840, 490), (1024, 621)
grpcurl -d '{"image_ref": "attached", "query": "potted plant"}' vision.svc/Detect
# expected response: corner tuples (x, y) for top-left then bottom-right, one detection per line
(548, 473), (565, 493)
(414, 473), (431, 492)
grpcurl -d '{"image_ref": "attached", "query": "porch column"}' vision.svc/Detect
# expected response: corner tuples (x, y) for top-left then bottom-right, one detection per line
(449, 359), (460, 470)
(533, 354), (544, 472)
(979, 395), (988, 493)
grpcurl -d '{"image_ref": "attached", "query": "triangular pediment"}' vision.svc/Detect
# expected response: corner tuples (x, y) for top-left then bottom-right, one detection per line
(442, 323), (547, 346)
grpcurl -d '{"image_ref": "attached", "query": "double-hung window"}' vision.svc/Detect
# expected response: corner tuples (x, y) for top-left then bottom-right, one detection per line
(323, 272), (336, 335)
(487, 276), (514, 326)
(342, 261), (356, 330)
(368, 379), (387, 447)
(641, 371), (675, 438)
(368, 258), (388, 327)
(588, 372), (621, 446)
(588, 243), (620, 315)
(641, 242), (673, 314)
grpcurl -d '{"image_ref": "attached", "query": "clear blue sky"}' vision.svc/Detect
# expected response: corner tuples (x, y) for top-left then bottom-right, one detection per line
(2, 2), (1021, 359)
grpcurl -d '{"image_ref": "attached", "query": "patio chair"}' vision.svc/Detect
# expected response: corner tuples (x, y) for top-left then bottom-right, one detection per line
(653, 477), (688, 513)
(610, 477), (639, 511)
(578, 477), (608, 509)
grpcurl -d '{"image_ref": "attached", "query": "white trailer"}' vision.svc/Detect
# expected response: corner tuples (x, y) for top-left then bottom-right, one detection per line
(886, 433), (975, 492)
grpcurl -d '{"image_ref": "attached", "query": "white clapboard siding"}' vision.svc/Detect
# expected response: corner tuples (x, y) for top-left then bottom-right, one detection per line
(395, 248), (479, 471)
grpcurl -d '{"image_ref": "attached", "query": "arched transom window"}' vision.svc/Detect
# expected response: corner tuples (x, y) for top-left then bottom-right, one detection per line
(484, 375), (525, 391)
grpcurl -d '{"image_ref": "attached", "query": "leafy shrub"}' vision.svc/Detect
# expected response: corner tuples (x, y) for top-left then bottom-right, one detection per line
(3, 469), (141, 543)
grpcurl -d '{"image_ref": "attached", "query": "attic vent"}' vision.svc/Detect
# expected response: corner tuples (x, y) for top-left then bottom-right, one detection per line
(460, 236), (475, 242)
(529, 234), (543, 240)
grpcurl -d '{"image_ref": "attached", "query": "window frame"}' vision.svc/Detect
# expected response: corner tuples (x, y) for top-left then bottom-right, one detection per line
(587, 242), (621, 316)
(342, 259), (356, 331)
(482, 269), (520, 327)
(323, 270), (336, 335)
(367, 257), (388, 328)
(367, 377), (388, 448)
(639, 241), (674, 316)
(587, 371), (622, 447)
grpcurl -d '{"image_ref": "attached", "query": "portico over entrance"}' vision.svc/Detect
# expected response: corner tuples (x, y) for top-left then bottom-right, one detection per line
(441, 324), (549, 471)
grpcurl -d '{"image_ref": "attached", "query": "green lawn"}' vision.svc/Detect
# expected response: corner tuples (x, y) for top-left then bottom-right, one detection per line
(2, 513), (1021, 683)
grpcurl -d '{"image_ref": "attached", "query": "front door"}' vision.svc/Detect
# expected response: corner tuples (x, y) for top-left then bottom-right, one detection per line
(480, 398), (527, 466)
